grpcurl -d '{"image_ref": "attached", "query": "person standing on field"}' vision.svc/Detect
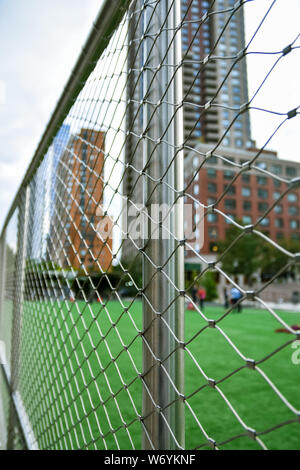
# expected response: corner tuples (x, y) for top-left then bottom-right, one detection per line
(191, 285), (197, 304)
(224, 287), (229, 309)
(231, 286), (242, 312)
(197, 286), (206, 310)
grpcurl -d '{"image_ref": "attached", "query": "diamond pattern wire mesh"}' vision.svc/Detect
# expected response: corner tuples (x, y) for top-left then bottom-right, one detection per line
(180, 0), (300, 450)
(0, 0), (300, 450)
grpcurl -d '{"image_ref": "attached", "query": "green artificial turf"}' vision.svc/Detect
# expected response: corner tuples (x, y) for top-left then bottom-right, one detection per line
(184, 305), (300, 450)
(17, 300), (300, 450)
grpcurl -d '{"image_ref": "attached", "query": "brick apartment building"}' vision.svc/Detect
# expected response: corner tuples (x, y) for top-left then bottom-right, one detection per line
(185, 143), (300, 259)
(181, 0), (251, 149)
(52, 128), (113, 272)
(184, 143), (300, 302)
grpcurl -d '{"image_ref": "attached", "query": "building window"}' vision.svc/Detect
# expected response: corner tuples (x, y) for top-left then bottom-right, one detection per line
(274, 205), (283, 214)
(234, 120), (242, 130)
(224, 184), (236, 195)
(273, 179), (281, 188)
(288, 206), (298, 216)
(270, 165), (282, 175)
(275, 218), (284, 228)
(208, 182), (217, 193)
(207, 197), (216, 205)
(258, 202), (268, 212)
(208, 227), (218, 239)
(290, 220), (299, 230)
(242, 187), (251, 197)
(242, 174), (250, 183)
(273, 191), (281, 200)
(224, 199), (236, 210)
(224, 170), (235, 180)
(258, 189), (268, 199)
(243, 200), (251, 211)
(225, 214), (236, 224)
(256, 176), (267, 185)
(287, 193), (298, 202)
(207, 213), (218, 223)
(286, 166), (297, 177)
(242, 215), (252, 225)
(260, 217), (270, 227)
(194, 184), (199, 195)
(257, 162), (267, 170)
(207, 168), (216, 178)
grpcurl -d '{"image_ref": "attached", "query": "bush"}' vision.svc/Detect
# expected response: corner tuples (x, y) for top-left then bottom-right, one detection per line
(201, 272), (218, 301)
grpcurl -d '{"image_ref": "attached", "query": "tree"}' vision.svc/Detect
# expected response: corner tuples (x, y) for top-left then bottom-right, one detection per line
(113, 256), (142, 287)
(260, 238), (300, 281)
(219, 222), (300, 285)
(218, 223), (262, 285)
(201, 272), (218, 301)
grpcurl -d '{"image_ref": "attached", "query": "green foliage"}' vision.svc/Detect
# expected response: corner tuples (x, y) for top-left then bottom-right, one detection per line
(219, 223), (262, 283)
(260, 238), (299, 277)
(219, 222), (300, 285)
(111, 255), (143, 293)
(201, 271), (218, 301)
(24, 259), (69, 273)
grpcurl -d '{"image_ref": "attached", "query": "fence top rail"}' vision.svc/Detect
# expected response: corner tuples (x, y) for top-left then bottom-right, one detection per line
(0, 0), (131, 239)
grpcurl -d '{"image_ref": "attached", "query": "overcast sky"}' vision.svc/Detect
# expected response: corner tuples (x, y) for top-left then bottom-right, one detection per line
(0, 0), (299, 230)
(0, 0), (101, 229)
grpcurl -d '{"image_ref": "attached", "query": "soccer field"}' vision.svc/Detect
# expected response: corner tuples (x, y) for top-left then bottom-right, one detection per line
(19, 299), (300, 450)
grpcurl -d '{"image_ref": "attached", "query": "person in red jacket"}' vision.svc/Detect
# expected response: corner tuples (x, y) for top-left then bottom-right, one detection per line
(197, 286), (206, 310)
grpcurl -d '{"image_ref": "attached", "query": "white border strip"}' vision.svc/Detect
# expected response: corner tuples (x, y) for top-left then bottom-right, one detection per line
(0, 352), (38, 450)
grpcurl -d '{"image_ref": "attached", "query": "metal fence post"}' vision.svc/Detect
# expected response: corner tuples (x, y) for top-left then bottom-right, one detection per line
(7, 187), (30, 449)
(142, 0), (185, 450)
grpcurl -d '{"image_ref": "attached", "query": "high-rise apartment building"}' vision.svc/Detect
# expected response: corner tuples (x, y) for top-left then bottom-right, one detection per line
(181, 0), (252, 149)
(27, 126), (71, 263)
(50, 128), (113, 272)
(123, 0), (253, 260)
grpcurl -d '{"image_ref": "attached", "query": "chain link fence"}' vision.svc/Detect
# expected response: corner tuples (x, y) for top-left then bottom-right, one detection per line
(0, 0), (300, 450)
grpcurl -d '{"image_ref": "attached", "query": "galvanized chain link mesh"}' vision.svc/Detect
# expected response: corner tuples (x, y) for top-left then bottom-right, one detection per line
(0, 0), (300, 450)
(180, 0), (300, 450)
